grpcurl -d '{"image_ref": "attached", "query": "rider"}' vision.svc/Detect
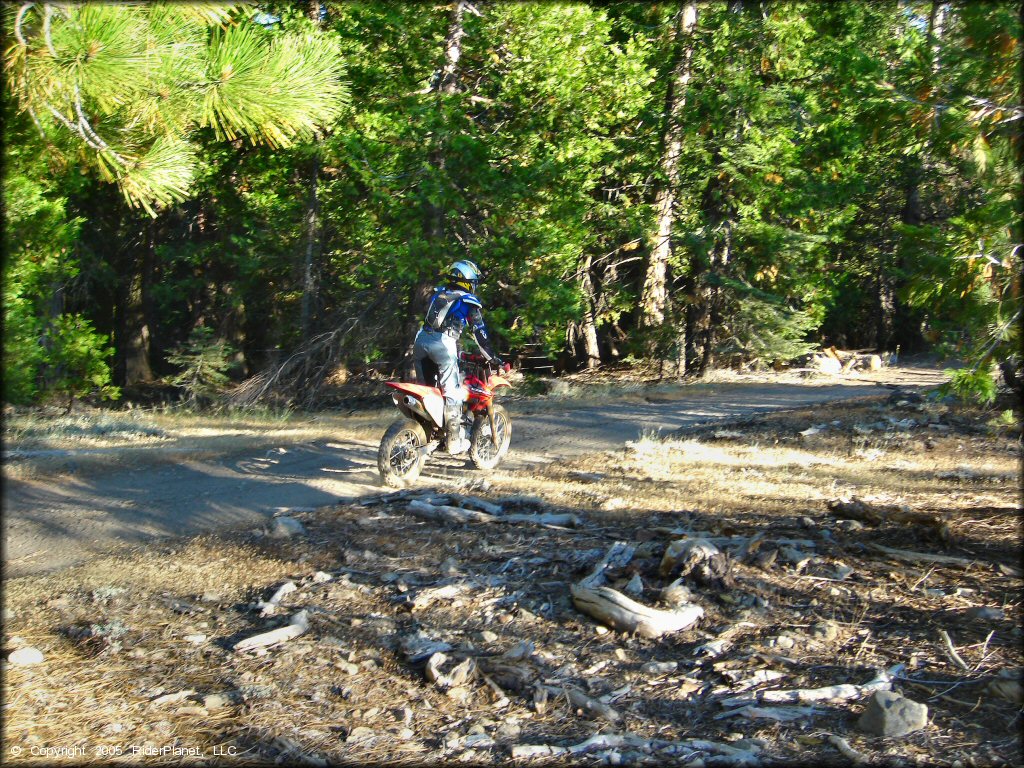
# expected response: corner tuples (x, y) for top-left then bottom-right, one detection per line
(413, 260), (502, 454)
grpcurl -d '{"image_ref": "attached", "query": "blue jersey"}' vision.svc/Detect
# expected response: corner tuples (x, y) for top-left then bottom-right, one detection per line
(425, 287), (495, 357)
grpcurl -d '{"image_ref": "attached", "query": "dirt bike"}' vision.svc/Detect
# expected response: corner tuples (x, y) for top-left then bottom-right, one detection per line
(378, 353), (512, 487)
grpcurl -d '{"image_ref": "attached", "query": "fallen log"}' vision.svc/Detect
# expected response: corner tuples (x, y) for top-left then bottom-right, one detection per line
(234, 610), (309, 652)
(571, 583), (703, 639)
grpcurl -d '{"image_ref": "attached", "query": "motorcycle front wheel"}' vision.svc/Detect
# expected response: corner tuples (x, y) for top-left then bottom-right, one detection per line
(469, 404), (511, 471)
(378, 418), (427, 487)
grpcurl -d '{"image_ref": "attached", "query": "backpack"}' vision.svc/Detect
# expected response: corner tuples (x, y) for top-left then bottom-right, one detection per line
(424, 289), (463, 331)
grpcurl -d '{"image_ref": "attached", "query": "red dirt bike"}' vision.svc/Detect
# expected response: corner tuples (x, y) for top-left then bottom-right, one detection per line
(378, 353), (513, 487)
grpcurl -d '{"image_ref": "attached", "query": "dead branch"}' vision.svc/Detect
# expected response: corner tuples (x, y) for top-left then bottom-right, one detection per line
(257, 580), (296, 617)
(867, 543), (974, 567)
(571, 583), (704, 639)
(233, 610), (309, 652)
(541, 684), (620, 723)
(828, 497), (951, 542)
(408, 499), (495, 524)
(827, 734), (867, 763)
(938, 629), (971, 671)
(719, 664), (903, 708)
(579, 541), (635, 589)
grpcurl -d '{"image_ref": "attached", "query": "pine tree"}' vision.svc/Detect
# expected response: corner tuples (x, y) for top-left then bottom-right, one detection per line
(5, 3), (348, 215)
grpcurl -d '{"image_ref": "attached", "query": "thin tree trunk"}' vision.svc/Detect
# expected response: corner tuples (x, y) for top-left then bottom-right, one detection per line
(639, 3), (698, 340)
(123, 219), (155, 385)
(300, 152), (319, 343)
(300, 3), (324, 344)
(580, 254), (601, 369)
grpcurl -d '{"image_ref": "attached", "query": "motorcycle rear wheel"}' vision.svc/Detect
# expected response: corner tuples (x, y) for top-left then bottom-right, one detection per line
(469, 404), (511, 470)
(378, 418), (426, 487)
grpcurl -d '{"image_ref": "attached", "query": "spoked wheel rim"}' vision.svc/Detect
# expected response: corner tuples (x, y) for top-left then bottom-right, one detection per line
(388, 429), (421, 476)
(475, 413), (509, 463)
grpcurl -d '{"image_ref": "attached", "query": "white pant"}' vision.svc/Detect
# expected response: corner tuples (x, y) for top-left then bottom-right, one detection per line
(413, 328), (463, 410)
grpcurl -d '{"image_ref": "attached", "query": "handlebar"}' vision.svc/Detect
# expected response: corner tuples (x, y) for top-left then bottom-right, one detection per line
(459, 352), (511, 373)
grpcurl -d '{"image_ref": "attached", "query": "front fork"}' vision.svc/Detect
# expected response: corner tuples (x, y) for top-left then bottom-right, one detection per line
(486, 402), (499, 447)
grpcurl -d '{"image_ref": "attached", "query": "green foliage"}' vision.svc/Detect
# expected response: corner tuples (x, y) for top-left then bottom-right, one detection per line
(943, 367), (999, 407)
(3, 0), (1021, 404)
(164, 327), (237, 410)
(716, 295), (819, 368)
(42, 315), (121, 409)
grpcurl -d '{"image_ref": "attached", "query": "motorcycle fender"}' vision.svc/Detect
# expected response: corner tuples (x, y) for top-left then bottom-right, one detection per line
(394, 395), (444, 429)
(487, 375), (512, 390)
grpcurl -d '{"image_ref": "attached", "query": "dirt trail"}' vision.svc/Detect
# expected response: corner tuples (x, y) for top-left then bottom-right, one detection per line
(3, 367), (945, 578)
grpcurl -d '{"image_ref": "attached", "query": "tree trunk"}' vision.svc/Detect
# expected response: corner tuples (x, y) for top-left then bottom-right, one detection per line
(639, 3), (698, 343)
(300, 151), (319, 343)
(121, 220), (155, 385)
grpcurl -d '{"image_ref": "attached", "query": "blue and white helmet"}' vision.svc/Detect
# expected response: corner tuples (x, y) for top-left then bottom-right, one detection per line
(448, 260), (481, 293)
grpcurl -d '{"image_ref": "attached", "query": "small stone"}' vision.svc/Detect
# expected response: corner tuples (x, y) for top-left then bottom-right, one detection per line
(811, 620), (840, 643)
(799, 516), (816, 529)
(346, 726), (375, 743)
(496, 612), (513, 625)
(594, 625), (609, 636)
(396, 728), (414, 741)
(480, 630), (498, 643)
(7, 647), (44, 666)
(268, 516), (306, 539)
(312, 571), (333, 584)
(203, 693), (237, 709)
(395, 707), (413, 725)
(858, 691), (928, 737)
(184, 634), (207, 644)
(775, 635), (795, 650)
(336, 661), (359, 675)
(439, 557), (460, 576)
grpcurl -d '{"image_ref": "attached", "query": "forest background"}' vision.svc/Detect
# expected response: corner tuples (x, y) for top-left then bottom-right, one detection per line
(3, 0), (1021, 411)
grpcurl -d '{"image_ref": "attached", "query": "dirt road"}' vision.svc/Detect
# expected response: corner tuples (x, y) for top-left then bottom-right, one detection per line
(3, 367), (945, 577)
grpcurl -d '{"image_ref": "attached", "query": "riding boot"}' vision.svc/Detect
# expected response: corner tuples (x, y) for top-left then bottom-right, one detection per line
(445, 403), (469, 454)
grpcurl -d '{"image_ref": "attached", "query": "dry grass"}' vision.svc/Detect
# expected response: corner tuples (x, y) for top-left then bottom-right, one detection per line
(3, 397), (1021, 766)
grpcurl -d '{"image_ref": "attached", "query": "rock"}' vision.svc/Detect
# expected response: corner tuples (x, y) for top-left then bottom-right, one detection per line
(479, 630), (498, 643)
(569, 471), (606, 483)
(7, 647), (44, 666)
(774, 635), (795, 650)
(858, 691), (928, 737)
(986, 671), (1023, 704)
(835, 519), (866, 533)
(624, 573), (644, 597)
(312, 571), (333, 584)
(439, 557), (460, 576)
(965, 606), (1005, 621)
(640, 661), (678, 676)
(184, 634), (207, 644)
(811, 620), (841, 643)
(268, 516), (306, 539)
